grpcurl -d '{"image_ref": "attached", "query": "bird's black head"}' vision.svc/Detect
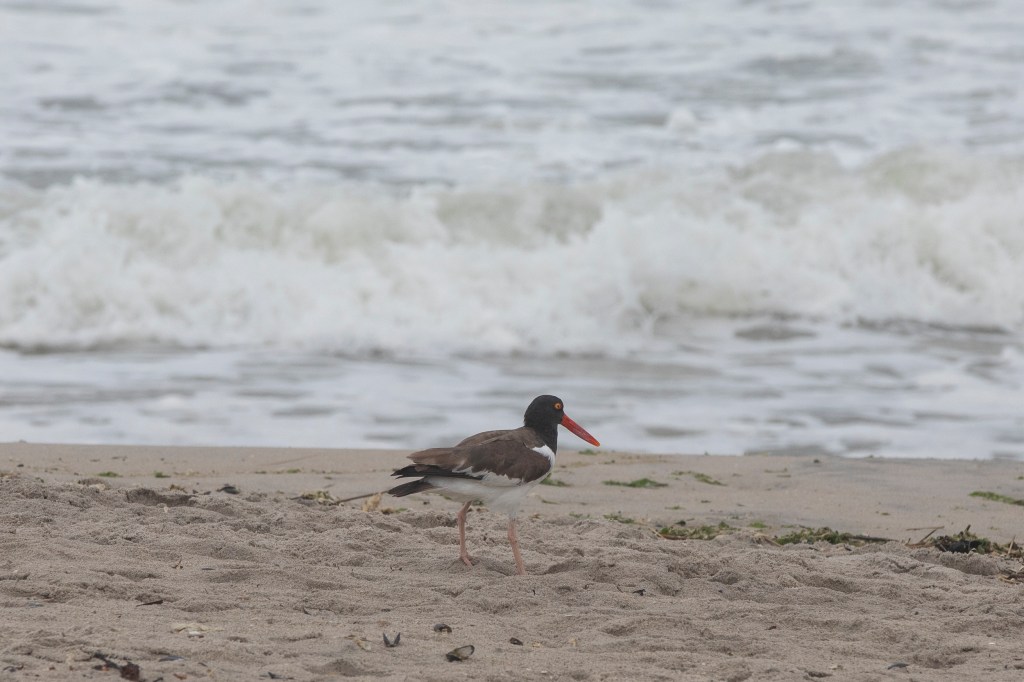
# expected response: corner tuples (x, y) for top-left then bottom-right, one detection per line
(523, 395), (565, 452)
(522, 395), (600, 453)
(523, 395), (565, 430)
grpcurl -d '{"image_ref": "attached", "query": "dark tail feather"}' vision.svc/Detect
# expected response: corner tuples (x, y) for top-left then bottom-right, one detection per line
(392, 464), (424, 478)
(387, 479), (436, 497)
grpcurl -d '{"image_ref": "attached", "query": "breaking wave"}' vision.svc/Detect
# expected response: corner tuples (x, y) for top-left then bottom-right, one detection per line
(1, 147), (1022, 354)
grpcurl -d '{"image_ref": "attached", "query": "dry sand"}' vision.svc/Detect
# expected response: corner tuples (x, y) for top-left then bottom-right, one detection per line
(2, 442), (1024, 681)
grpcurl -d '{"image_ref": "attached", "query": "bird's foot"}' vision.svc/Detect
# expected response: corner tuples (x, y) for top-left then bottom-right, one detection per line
(460, 554), (475, 567)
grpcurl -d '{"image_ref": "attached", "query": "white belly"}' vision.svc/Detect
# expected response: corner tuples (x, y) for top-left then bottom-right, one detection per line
(425, 476), (541, 517)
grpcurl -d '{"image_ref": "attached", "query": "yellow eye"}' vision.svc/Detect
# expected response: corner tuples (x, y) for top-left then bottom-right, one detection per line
(554, 402), (562, 411)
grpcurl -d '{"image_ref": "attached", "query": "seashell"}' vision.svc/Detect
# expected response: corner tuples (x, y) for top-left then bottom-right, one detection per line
(382, 632), (401, 648)
(445, 645), (474, 662)
(433, 623), (452, 633)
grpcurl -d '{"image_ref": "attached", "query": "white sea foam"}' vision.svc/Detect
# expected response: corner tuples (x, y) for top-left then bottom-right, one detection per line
(1, 148), (1021, 353)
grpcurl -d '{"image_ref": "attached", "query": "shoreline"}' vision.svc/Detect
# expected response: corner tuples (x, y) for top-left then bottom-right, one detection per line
(3, 443), (1024, 680)
(4, 442), (1023, 543)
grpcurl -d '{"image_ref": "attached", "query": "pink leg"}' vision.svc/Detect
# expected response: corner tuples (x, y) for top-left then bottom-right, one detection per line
(456, 501), (474, 567)
(507, 517), (525, 576)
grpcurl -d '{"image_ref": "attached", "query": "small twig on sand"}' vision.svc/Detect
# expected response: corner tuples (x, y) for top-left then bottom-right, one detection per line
(337, 491), (384, 503)
(848, 534), (892, 543)
(908, 526), (945, 544)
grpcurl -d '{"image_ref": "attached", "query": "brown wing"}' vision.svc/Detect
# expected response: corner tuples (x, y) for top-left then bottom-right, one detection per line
(457, 429), (510, 447)
(394, 427), (551, 485)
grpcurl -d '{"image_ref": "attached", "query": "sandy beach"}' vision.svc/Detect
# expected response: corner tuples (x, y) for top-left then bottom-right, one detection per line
(2, 442), (1024, 681)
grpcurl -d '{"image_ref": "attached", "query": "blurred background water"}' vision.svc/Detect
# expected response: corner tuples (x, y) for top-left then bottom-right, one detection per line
(1, 0), (1022, 457)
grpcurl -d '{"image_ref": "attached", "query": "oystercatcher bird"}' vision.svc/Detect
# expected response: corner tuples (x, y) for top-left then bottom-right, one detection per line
(387, 395), (600, 575)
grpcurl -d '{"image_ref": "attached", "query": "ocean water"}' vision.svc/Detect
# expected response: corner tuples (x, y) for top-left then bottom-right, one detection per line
(1, 0), (1023, 458)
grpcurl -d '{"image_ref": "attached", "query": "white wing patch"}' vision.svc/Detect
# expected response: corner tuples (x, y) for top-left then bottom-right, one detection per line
(451, 466), (521, 487)
(532, 444), (555, 466)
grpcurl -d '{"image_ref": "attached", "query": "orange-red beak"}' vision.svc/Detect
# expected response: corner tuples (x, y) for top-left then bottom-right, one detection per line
(560, 413), (600, 447)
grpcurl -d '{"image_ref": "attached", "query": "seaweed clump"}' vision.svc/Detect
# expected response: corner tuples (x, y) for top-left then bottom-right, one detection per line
(775, 527), (890, 546)
(921, 525), (1022, 559)
(658, 521), (737, 540)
